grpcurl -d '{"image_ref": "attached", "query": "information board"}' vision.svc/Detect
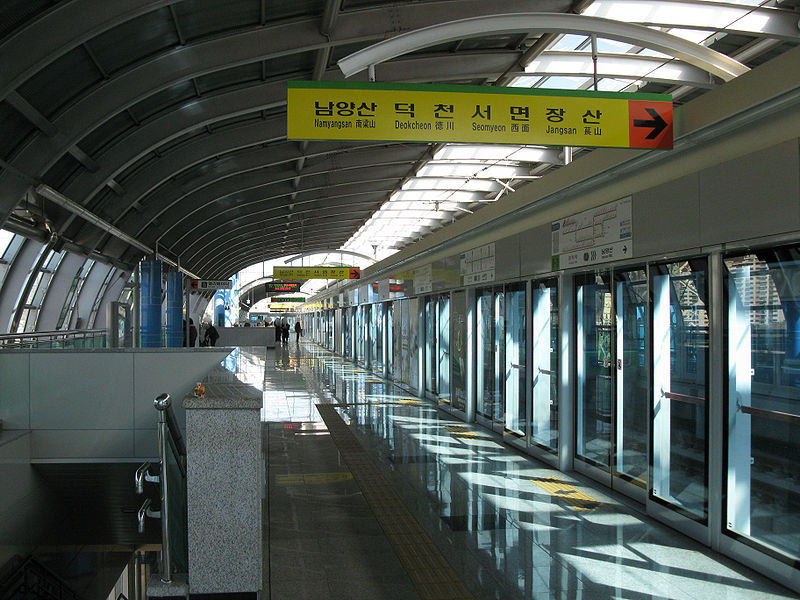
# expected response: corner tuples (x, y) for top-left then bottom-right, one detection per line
(551, 197), (633, 270)
(265, 281), (301, 293)
(288, 81), (672, 149)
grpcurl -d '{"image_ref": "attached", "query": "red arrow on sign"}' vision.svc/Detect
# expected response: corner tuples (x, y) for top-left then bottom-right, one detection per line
(629, 100), (673, 149)
(349, 268), (361, 279)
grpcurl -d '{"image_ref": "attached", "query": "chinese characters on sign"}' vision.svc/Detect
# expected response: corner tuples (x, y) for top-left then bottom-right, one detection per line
(288, 81), (672, 150)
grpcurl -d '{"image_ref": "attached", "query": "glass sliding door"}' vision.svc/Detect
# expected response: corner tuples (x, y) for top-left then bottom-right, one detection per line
(343, 308), (351, 358)
(476, 286), (505, 433)
(425, 297), (438, 395)
(532, 279), (558, 452)
(576, 271), (613, 469)
(385, 302), (393, 377)
(725, 249), (800, 564)
(438, 294), (451, 403)
(615, 269), (649, 488)
(373, 303), (384, 374)
(651, 259), (709, 521)
(494, 290), (505, 429)
(476, 288), (494, 421)
(505, 283), (526, 439)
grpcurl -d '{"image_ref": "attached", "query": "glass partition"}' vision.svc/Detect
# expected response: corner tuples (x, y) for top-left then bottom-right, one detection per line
(438, 294), (451, 403)
(651, 259), (708, 521)
(425, 297), (438, 395)
(504, 283), (526, 438)
(532, 278), (558, 452)
(725, 249), (800, 563)
(476, 288), (494, 421)
(576, 271), (613, 469)
(615, 269), (649, 487)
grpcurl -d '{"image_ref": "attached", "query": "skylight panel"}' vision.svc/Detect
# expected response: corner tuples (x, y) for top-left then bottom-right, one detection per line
(537, 75), (588, 89)
(509, 76), (542, 88)
(417, 163), (527, 179)
(391, 189), (483, 203)
(596, 78), (630, 92)
(550, 34), (587, 51)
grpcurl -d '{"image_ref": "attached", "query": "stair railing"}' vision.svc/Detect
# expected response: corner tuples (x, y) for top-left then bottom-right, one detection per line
(135, 393), (188, 584)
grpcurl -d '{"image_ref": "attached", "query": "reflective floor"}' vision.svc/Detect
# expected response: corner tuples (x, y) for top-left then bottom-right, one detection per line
(221, 342), (797, 600)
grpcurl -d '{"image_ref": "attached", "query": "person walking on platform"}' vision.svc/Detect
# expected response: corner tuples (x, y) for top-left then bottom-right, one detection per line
(204, 322), (219, 347)
(188, 318), (198, 347)
(274, 320), (281, 345)
(282, 321), (290, 344)
(294, 320), (302, 344)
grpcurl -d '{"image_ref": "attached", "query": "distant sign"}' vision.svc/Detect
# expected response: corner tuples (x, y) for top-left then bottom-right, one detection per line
(270, 297), (306, 303)
(287, 81), (673, 149)
(190, 279), (231, 290)
(265, 281), (301, 293)
(273, 266), (360, 280)
(551, 197), (633, 270)
(460, 243), (495, 285)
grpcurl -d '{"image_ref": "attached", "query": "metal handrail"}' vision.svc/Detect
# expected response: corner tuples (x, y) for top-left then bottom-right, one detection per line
(154, 393), (175, 584)
(662, 391), (705, 406)
(0, 328), (106, 348)
(740, 404), (800, 425)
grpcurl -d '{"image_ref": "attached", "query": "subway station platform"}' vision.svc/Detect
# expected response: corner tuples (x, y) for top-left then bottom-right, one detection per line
(221, 341), (796, 600)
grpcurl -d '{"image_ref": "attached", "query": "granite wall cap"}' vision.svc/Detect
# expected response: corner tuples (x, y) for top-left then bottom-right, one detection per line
(182, 395), (262, 410)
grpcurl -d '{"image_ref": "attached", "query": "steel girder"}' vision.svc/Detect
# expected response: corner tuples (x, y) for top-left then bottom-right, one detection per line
(0, 0), (566, 223)
(167, 182), (399, 258)
(122, 143), (421, 236)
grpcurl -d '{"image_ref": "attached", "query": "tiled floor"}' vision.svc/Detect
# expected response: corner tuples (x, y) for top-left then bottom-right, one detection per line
(225, 342), (797, 600)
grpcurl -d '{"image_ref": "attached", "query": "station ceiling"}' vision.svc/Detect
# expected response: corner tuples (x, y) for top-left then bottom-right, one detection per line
(1, 0), (798, 279)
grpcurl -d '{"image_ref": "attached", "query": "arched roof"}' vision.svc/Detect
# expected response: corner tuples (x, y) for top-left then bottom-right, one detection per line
(0, 0), (799, 332)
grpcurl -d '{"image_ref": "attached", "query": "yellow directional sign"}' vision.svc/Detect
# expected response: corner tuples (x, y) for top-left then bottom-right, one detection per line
(273, 266), (361, 279)
(288, 81), (673, 149)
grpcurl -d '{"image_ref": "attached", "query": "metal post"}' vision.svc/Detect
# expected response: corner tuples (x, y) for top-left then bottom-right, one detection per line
(133, 263), (141, 348)
(591, 34), (599, 91)
(154, 393), (172, 583)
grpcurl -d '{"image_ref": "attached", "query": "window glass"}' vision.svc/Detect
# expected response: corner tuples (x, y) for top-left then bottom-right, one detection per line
(725, 250), (800, 562)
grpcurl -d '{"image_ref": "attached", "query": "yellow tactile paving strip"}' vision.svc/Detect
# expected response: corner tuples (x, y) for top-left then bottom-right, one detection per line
(442, 424), (490, 439)
(529, 476), (603, 511)
(316, 403), (474, 600)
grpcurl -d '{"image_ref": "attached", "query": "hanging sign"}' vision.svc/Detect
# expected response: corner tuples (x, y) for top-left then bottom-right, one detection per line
(273, 266), (360, 279)
(265, 281), (301, 293)
(288, 81), (672, 149)
(189, 279), (231, 290)
(270, 297), (306, 303)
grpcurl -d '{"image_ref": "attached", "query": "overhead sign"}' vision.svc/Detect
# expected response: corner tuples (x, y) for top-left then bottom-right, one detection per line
(270, 297), (306, 303)
(189, 279), (231, 290)
(273, 266), (360, 280)
(287, 81), (672, 150)
(265, 281), (301, 293)
(269, 303), (296, 311)
(551, 197), (632, 270)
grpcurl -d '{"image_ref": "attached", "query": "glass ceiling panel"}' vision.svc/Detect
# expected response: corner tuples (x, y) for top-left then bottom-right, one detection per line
(392, 189), (483, 203)
(551, 34), (588, 51)
(338, 0), (777, 263)
(417, 163), (528, 179)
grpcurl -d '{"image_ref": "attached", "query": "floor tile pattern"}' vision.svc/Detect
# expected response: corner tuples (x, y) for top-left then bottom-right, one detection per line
(226, 342), (800, 600)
